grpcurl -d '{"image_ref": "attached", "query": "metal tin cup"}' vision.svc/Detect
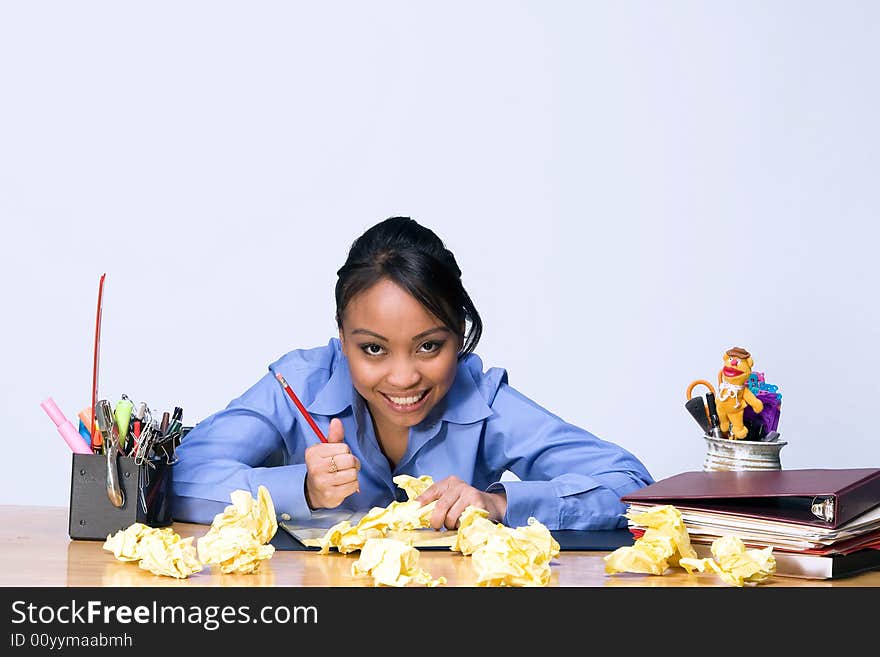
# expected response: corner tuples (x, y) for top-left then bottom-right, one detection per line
(702, 436), (787, 471)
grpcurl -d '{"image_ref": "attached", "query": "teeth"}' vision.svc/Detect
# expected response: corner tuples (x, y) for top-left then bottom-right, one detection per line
(386, 391), (427, 406)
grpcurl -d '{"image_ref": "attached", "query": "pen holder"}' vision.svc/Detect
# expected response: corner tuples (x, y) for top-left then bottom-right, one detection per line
(68, 453), (173, 540)
(702, 436), (787, 472)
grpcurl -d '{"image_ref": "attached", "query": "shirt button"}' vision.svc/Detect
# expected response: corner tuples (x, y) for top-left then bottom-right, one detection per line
(280, 513), (291, 521)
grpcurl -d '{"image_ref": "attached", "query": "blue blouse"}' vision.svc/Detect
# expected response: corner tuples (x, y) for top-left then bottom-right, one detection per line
(171, 338), (654, 529)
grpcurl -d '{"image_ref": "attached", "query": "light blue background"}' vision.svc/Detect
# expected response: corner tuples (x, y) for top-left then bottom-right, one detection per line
(2, 2), (878, 507)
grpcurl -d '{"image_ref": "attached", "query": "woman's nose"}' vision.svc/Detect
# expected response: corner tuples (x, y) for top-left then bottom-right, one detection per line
(385, 357), (421, 389)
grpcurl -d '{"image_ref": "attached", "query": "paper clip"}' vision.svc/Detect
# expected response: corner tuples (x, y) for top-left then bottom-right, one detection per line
(153, 433), (178, 465)
(133, 401), (152, 426)
(138, 468), (149, 514)
(134, 422), (156, 467)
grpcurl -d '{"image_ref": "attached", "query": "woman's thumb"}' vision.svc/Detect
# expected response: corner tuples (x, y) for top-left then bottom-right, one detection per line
(327, 418), (345, 443)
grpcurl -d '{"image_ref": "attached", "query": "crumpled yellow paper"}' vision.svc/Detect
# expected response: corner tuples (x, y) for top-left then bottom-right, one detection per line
(451, 506), (496, 555)
(317, 520), (381, 554)
(318, 475), (437, 554)
(680, 535), (776, 586)
(103, 523), (152, 562)
(605, 505), (776, 586)
(351, 538), (446, 587)
(356, 499), (435, 533)
(451, 507), (560, 586)
(604, 504), (698, 575)
(319, 477), (561, 586)
(103, 523), (202, 579)
(470, 518), (560, 587)
(393, 474), (434, 499)
(197, 485), (278, 574)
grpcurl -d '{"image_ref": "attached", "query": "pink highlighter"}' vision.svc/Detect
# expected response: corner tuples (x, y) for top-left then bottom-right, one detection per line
(41, 397), (93, 455)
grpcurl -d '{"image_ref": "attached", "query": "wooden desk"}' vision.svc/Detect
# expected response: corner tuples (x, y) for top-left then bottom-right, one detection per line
(2, 505), (877, 587)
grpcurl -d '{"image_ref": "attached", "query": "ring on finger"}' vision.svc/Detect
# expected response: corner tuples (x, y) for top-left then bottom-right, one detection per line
(329, 455), (338, 473)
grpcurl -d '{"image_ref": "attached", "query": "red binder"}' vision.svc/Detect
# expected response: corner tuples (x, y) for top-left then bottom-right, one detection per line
(621, 468), (880, 529)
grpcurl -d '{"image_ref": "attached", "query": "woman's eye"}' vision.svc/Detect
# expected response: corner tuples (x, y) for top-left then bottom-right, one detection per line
(361, 343), (385, 356)
(419, 341), (443, 353)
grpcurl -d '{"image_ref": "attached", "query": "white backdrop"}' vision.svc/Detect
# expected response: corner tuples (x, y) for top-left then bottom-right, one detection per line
(2, 1), (878, 507)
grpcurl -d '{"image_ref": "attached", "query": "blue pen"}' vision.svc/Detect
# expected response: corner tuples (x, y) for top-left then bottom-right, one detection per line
(77, 419), (93, 448)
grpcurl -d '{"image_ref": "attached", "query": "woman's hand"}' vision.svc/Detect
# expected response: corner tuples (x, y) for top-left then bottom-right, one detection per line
(304, 418), (360, 509)
(415, 476), (507, 530)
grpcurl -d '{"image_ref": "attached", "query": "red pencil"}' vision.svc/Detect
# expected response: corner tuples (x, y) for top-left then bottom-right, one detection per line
(275, 373), (328, 443)
(90, 273), (106, 454)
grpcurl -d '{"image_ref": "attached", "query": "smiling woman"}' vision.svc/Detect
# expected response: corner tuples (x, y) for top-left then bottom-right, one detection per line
(342, 282), (460, 470)
(171, 217), (654, 530)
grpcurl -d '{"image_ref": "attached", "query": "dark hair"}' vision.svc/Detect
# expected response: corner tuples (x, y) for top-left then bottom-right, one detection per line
(335, 217), (483, 358)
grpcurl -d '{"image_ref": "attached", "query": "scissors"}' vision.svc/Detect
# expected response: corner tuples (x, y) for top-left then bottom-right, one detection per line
(95, 399), (125, 507)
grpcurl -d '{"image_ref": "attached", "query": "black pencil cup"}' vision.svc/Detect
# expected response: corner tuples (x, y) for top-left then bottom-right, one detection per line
(68, 453), (173, 540)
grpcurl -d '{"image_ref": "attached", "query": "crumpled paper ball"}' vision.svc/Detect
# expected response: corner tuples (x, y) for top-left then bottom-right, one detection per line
(351, 538), (446, 587)
(317, 520), (383, 555)
(197, 485), (278, 574)
(451, 506), (496, 555)
(103, 523), (202, 579)
(393, 474), (434, 499)
(604, 504), (698, 575)
(449, 506), (560, 586)
(466, 515), (560, 587)
(680, 535), (776, 586)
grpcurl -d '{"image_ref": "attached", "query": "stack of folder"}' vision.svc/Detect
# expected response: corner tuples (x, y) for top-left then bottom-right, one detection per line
(621, 468), (880, 579)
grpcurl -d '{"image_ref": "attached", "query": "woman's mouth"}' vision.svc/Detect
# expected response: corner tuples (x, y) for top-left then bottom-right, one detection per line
(379, 389), (431, 413)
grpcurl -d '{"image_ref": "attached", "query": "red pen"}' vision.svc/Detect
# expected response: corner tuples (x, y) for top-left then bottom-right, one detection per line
(275, 373), (327, 443)
(130, 419), (142, 456)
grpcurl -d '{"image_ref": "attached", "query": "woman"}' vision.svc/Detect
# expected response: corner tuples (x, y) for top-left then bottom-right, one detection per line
(171, 217), (653, 530)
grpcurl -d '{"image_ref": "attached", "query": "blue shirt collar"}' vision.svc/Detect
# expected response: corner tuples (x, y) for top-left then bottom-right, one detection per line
(307, 340), (493, 426)
(429, 355), (494, 425)
(306, 341), (356, 416)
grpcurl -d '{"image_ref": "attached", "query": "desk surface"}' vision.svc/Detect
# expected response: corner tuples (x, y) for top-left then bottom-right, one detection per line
(2, 505), (878, 587)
